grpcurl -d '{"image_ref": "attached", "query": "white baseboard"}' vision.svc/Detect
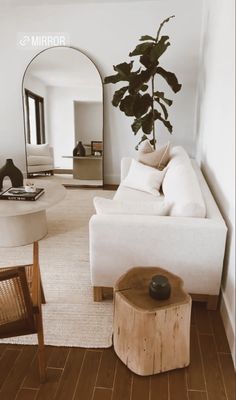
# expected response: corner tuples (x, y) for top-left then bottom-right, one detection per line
(220, 291), (235, 368)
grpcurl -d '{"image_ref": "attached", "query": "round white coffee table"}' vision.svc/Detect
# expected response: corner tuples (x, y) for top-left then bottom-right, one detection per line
(0, 181), (66, 247)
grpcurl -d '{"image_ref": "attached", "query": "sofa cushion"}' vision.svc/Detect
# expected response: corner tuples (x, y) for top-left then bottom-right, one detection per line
(94, 196), (169, 216)
(27, 155), (53, 166)
(162, 146), (206, 218)
(167, 145), (190, 168)
(114, 184), (159, 202)
(121, 159), (166, 197)
(27, 143), (51, 157)
(138, 140), (170, 169)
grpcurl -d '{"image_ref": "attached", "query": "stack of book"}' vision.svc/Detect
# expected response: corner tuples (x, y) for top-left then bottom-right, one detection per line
(0, 187), (45, 201)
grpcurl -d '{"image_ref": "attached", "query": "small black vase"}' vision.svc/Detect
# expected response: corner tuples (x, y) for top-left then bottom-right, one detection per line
(73, 142), (79, 156)
(149, 275), (171, 300)
(0, 159), (24, 190)
(73, 141), (85, 157)
(77, 141), (85, 157)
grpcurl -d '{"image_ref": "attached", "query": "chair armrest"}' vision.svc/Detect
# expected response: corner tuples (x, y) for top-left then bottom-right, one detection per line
(31, 265), (40, 311)
(31, 242), (41, 311)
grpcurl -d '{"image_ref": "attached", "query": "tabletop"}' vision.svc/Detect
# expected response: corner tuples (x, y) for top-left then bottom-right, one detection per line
(0, 181), (66, 217)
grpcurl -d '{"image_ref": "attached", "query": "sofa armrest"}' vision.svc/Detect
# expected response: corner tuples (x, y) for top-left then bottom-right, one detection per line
(121, 157), (132, 181)
(49, 146), (54, 166)
(89, 214), (227, 294)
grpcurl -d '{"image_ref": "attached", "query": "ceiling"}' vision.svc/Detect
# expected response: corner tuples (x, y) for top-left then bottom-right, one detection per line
(24, 47), (101, 88)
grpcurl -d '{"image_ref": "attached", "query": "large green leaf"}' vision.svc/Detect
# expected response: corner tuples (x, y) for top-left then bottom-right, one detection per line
(140, 84), (149, 92)
(129, 66), (156, 94)
(150, 36), (170, 62)
(113, 61), (134, 77)
(139, 37), (170, 68)
(154, 90), (173, 106)
(132, 109), (159, 135)
(104, 74), (124, 84)
(139, 53), (154, 69)
(161, 118), (173, 133)
(131, 118), (142, 134)
(129, 42), (154, 57)
(120, 94), (140, 116)
(155, 98), (168, 119)
(128, 74), (144, 94)
(132, 107), (172, 136)
(157, 66), (182, 93)
(155, 109), (173, 133)
(139, 37), (168, 70)
(112, 86), (128, 107)
(133, 93), (152, 118)
(104, 61), (134, 84)
(141, 111), (155, 134)
(139, 42), (156, 69)
(139, 35), (156, 42)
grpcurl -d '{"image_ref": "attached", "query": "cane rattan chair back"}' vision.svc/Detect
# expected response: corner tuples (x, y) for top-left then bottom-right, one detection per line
(0, 242), (46, 382)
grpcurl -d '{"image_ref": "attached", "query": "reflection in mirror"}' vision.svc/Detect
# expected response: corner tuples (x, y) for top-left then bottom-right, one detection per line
(23, 47), (103, 187)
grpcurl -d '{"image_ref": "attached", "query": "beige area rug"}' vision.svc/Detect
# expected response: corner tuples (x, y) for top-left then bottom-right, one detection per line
(0, 188), (114, 347)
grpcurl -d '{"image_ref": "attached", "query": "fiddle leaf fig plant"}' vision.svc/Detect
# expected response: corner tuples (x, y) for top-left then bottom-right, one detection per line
(104, 15), (182, 149)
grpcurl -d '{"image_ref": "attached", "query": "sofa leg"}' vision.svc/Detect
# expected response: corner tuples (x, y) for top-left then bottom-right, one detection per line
(207, 295), (219, 310)
(93, 286), (103, 302)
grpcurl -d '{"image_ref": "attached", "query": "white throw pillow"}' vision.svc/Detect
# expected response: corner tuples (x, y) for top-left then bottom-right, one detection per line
(162, 148), (206, 218)
(27, 143), (50, 157)
(121, 159), (166, 197)
(94, 197), (170, 216)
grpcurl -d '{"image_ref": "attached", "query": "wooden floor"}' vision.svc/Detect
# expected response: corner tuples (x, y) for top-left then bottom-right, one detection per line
(0, 302), (235, 400)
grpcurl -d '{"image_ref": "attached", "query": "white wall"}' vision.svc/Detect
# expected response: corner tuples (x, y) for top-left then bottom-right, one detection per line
(196, 0), (235, 365)
(0, 0), (203, 183)
(23, 74), (47, 100)
(74, 101), (103, 145)
(46, 86), (74, 169)
(47, 86), (102, 169)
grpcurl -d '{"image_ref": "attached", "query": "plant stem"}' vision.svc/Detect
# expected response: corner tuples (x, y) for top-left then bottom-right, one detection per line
(151, 76), (156, 149)
(155, 15), (175, 42)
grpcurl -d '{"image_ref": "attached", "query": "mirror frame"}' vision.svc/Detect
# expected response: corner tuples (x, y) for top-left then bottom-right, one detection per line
(22, 46), (104, 187)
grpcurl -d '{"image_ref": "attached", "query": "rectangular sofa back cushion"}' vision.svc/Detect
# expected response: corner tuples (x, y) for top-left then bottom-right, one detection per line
(162, 146), (206, 218)
(27, 144), (54, 167)
(93, 196), (170, 216)
(27, 143), (51, 157)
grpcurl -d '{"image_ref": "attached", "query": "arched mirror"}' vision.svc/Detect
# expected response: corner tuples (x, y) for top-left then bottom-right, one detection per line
(22, 46), (103, 187)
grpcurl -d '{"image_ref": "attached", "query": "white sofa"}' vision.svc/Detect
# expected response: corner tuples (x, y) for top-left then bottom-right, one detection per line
(27, 143), (54, 176)
(89, 146), (227, 309)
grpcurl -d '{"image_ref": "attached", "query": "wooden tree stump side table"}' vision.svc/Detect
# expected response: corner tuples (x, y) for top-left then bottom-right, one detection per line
(113, 267), (192, 376)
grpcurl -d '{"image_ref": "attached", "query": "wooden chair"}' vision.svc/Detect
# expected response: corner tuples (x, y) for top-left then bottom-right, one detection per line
(0, 242), (46, 382)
